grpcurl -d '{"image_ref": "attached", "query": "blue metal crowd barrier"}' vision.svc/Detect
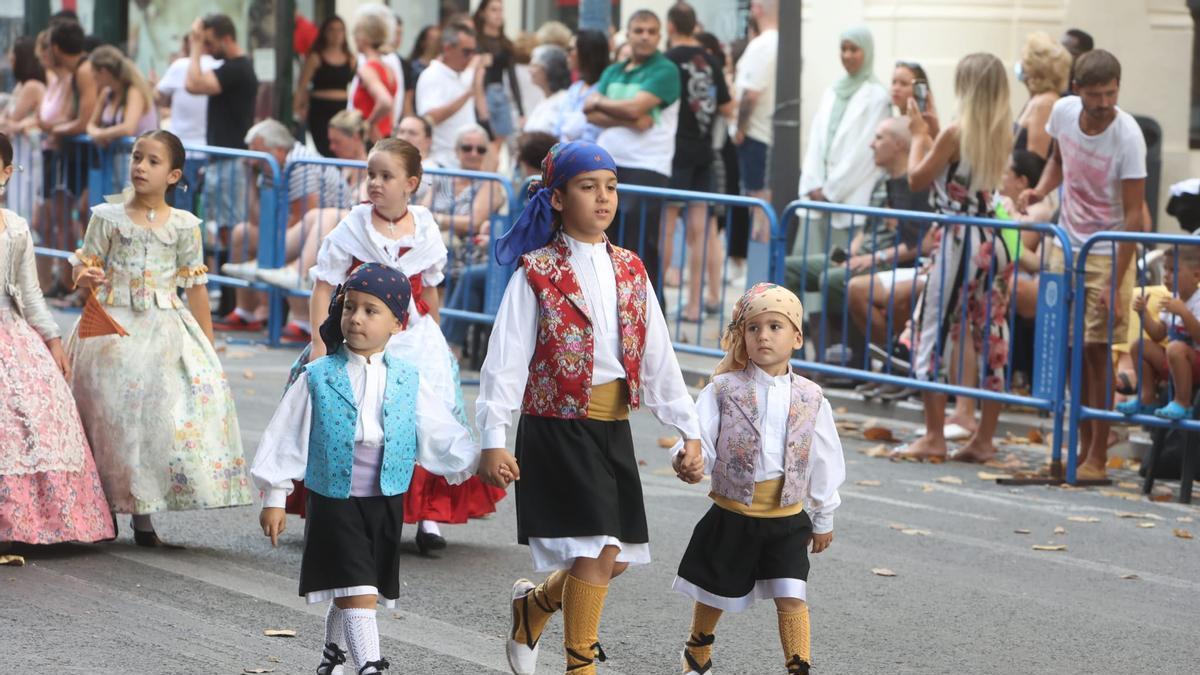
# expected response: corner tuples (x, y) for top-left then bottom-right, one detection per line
(780, 199), (1076, 474)
(1068, 232), (1200, 491)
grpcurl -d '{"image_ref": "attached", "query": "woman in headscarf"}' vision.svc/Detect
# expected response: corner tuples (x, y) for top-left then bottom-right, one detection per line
(798, 26), (891, 245)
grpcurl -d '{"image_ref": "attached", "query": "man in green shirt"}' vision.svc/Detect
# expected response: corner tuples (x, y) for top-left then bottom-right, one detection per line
(585, 9), (682, 289)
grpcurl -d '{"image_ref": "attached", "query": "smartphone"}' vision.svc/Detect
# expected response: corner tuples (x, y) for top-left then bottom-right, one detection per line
(914, 82), (929, 113)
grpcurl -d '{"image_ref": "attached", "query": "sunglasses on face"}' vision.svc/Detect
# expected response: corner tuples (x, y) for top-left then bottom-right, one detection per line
(459, 144), (488, 155)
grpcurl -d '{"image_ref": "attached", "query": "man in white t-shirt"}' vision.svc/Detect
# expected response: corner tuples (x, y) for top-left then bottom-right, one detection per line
(1019, 49), (1148, 481)
(734, 0), (778, 241)
(156, 43), (221, 148)
(416, 23), (484, 168)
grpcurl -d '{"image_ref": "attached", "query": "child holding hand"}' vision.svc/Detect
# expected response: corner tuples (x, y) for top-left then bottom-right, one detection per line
(252, 264), (480, 675)
(672, 283), (845, 675)
(1118, 247), (1200, 420)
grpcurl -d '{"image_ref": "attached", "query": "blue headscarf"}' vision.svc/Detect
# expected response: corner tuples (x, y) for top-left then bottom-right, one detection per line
(319, 263), (413, 354)
(495, 141), (618, 265)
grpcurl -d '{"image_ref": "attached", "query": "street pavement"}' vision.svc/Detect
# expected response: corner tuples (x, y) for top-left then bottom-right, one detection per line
(3, 317), (1200, 674)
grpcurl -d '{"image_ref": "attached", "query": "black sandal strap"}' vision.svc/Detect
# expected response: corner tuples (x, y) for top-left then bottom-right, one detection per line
(358, 657), (389, 674)
(686, 632), (715, 648)
(786, 655), (811, 674)
(316, 642), (347, 674)
(683, 649), (712, 673)
(565, 642), (607, 671)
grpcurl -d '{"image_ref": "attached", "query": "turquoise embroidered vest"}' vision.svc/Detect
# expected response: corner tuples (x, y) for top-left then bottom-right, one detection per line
(304, 351), (419, 499)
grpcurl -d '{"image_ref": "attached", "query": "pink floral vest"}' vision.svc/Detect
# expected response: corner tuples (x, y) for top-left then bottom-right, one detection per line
(710, 369), (824, 506)
(519, 235), (649, 418)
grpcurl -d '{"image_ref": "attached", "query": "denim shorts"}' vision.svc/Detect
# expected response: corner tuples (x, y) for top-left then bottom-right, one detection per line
(737, 137), (770, 192)
(484, 82), (516, 138)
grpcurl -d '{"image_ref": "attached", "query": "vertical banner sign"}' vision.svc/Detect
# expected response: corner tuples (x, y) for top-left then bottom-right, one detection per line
(1032, 273), (1067, 400)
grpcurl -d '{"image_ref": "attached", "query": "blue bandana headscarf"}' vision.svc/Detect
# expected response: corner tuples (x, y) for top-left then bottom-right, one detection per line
(319, 263), (412, 354)
(495, 141), (618, 265)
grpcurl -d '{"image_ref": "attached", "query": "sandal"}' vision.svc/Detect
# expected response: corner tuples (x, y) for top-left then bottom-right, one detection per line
(1115, 400), (1156, 416)
(316, 642), (347, 675)
(357, 658), (389, 674)
(1154, 401), (1194, 421)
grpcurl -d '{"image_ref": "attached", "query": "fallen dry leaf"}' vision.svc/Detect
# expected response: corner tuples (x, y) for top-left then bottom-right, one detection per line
(1106, 456), (1125, 470)
(871, 568), (897, 577)
(1003, 433), (1031, 446)
(1121, 574), (1140, 580)
(921, 484), (935, 493)
(657, 436), (679, 448)
(888, 523), (907, 531)
(1027, 428), (1045, 444)
(267, 657), (282, 663)
(243, 669), (275, 674)
(977, 471), (1008, 481)
(836, 421), (862, 433)
(1032, 544), (1067, 551)
(262, 629), (296, 638)
(243, 369), (256, 380)
(1054, 526), (1067, 535)
(0, 554), (25, 566)
(900, 528), (931, 536)
(935, 475), (964, 485)
(1013, 529), (1031, 534)
(1177, 516), (1195, 523)
(1117, 481), (1139, 489)
(1174, 529), (1194, 540)
(1098, 490), (1143, 502)
(1116, 511), (1164, 521)
(863, 427), (896, 442)
(1137, 522), (1156, 529)
(1150, 494), (1174, 502)
(861, 444), (890, 458)
(227, 350), (255, 360)
(1067, 516), (1100, 523)
(855, 479), (882, 487)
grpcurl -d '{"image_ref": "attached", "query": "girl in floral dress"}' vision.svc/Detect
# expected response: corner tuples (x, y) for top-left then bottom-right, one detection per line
(67, 130), (250, 546)
(0, 132), (115, 550)
(897, 53), (1014, 464)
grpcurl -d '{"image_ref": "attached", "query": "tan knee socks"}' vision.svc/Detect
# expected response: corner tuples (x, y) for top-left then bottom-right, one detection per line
(682, 602), (722, 673)
(562, 574), (609, 674)
(512, 569), (568, 647)
(778, 606), (812, 674)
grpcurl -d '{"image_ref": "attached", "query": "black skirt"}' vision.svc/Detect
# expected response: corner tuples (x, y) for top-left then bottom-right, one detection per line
(514, 414), (648, 545)
(299, 491), (404, 601)
(674, 504), (813, 613)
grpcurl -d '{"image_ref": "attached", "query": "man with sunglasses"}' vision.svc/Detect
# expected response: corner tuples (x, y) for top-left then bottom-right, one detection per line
(585, 9), (682, 290)
(417, 22), (486, 167)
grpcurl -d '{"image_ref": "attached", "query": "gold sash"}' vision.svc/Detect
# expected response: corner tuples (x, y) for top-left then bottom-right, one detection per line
(586, 380), (631, 421)
(711, 477), (805, 518)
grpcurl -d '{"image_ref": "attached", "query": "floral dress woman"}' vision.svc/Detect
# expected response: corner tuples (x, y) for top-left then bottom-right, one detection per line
(66, 200), (251, 515)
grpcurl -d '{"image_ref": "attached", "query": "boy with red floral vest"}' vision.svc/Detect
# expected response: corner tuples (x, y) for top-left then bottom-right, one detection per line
(671, 283), (846, 675)
(476, 141), (704, 675)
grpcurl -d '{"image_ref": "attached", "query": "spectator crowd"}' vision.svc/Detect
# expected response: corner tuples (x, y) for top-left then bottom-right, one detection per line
(0, 2), (1169, 480)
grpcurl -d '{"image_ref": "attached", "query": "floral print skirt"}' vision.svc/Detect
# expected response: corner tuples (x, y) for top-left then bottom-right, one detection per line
(66, 305), (251, 514)
(0, 309), (115, 543)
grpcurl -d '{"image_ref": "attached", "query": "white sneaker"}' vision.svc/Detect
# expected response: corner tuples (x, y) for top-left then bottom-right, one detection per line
(256, 265), (311, 290)
(507, 579), (539, 675)
(220, 260), (259, 281)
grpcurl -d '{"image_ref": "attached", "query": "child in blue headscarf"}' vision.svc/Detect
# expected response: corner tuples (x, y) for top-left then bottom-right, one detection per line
(478, 141), (704, 675)
(251, 263), (481, 675)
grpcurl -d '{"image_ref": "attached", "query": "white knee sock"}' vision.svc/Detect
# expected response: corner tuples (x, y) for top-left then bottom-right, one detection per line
(419, 520), (441, 536)
(342, 608), (382, 673)
(324, 602), (345, 647)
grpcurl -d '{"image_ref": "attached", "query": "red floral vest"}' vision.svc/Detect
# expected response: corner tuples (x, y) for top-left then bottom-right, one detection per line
(519, 235), (648, 418)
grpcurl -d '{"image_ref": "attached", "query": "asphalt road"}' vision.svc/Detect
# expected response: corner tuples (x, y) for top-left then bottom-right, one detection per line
(3, 332), (1199, 674)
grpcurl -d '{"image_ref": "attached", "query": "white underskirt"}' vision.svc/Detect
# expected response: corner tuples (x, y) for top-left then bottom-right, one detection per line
(528, 536), (651, 573)
(305, 585), (398, 609)
(672, 576), (807, 613)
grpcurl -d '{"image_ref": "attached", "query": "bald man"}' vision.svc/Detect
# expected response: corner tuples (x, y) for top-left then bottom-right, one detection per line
(786, 116), (931, 329)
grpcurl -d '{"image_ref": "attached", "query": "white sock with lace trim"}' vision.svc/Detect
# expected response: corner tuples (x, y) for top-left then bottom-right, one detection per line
(342, 608), (382, 672)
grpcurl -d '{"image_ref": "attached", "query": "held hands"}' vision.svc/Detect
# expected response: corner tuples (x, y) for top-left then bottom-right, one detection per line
(260, 507), (286, 547)
(478, 448), (520, 488)
(810, 531), (833, 554)
(672, 439), (704, 484)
